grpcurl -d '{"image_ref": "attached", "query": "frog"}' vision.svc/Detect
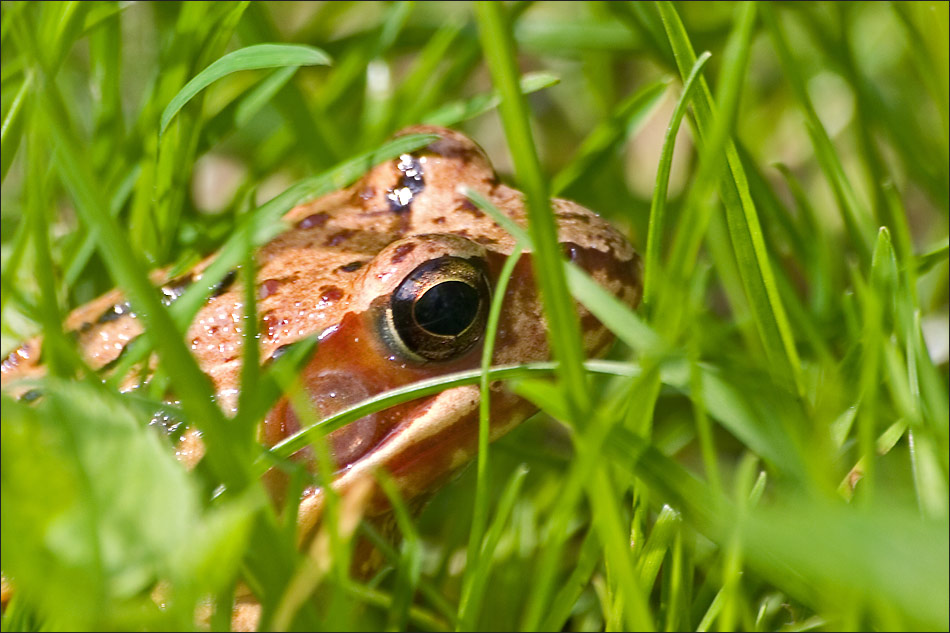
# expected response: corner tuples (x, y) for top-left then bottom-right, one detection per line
(1, 125), (642, 619)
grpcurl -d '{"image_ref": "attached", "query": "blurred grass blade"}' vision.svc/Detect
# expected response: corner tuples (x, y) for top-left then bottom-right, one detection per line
(476, 1), (590, 418)
(1, 70), (31, 182)
(104, 133), (440, 384)
(643, 51), (711, 306)
(657, 1), (805, 395)
(234, 65), (299, 127)
(422, 72), (559, 127)
(160, 43), (331, 134)
(916, 239), (949, 275)
(552, 76), (669, 196)
(760, 4), (874, 263)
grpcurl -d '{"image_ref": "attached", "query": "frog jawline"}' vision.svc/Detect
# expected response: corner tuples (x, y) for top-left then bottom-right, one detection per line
(293, 385), (534, 542)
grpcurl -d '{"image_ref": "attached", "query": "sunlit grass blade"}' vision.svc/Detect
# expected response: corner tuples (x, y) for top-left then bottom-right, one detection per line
(40, 88), (250, 490)
(642, 51), (710, 307)
(103, 133), (440, 385)
(636, 505), (682, 590)
(160, 43), (331, 134)
(263, 361), (634, 465)
(476, 1), (590, 419)
(657, 1), (805, 395)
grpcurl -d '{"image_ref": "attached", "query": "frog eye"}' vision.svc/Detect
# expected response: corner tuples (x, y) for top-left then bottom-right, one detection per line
(387, 256), (491, 361)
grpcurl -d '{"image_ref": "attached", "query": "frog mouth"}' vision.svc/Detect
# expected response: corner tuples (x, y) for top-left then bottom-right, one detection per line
(259, 307), (488, 516)
(287, 378), (535, 541)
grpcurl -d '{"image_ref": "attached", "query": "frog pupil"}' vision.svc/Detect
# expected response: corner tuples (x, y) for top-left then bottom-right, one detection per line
(413, 281), (479, 336)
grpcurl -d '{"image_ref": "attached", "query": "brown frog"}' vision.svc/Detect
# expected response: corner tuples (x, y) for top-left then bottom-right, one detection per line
(1, 125), (641, 602)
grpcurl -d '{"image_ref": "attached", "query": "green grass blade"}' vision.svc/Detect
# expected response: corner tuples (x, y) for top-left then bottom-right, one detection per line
(538, 527), (601, 631)
(457, 464), (529, 630)
(551, 76), (669, 196)
(760, 4), (874, 263)
(264, 360), (644, 465)
(657, 1), (805, 395)
(476, 1), (591, 418)
(392, 19), (465, 127)
(234, 65), (299, 127)
(458, 244), (525, 629)
(160, 43), (331, 134)
(0, 69), (30, 182)
(642, 51), (710, 307)
(40, 89), (250, 490)
(422, 72), (559, 128)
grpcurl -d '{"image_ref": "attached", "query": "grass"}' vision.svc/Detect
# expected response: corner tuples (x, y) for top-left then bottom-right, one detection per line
(1, 1), (948, 631)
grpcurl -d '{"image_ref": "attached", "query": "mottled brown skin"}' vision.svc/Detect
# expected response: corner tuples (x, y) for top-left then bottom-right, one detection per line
(2, 125), (642, 579)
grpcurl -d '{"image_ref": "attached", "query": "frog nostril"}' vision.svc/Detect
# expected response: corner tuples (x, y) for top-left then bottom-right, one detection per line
(339, 261), (365, 273)
(562, 243), (580, 262)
